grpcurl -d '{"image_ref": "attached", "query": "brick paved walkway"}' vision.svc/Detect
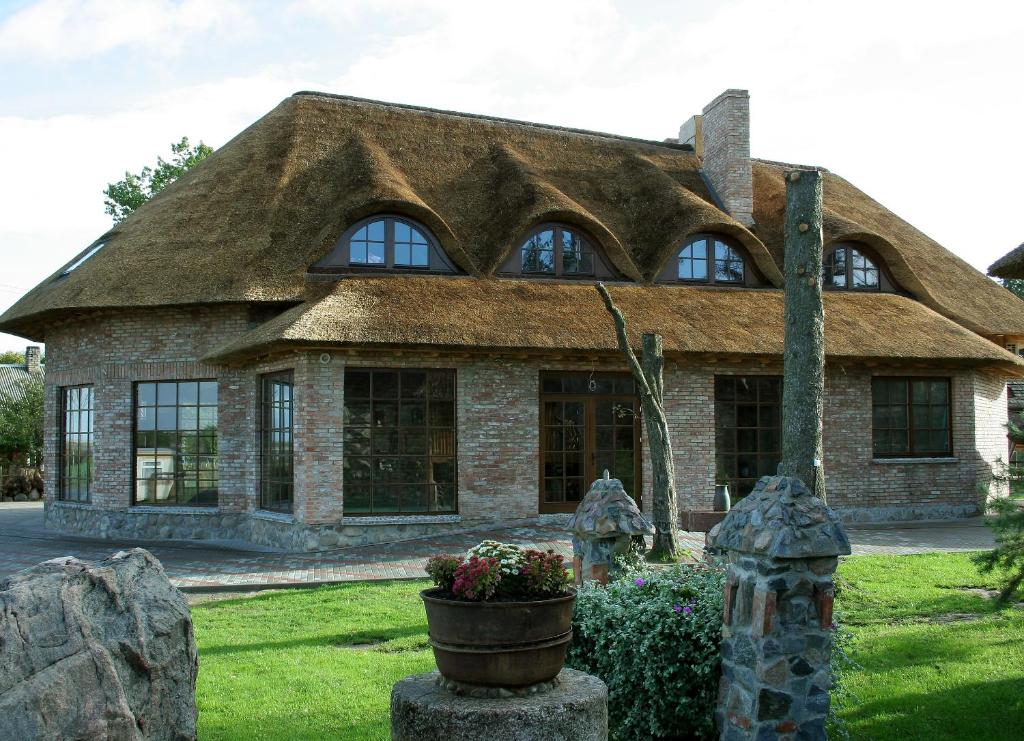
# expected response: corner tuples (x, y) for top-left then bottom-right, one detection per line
(0, 503), (995, 591)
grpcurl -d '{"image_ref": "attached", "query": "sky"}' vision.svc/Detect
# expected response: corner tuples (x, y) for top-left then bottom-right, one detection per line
(0, 0), (1022, 352)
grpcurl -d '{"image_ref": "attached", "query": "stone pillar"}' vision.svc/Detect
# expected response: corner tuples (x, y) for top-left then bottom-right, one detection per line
(708, 475), (851, 741)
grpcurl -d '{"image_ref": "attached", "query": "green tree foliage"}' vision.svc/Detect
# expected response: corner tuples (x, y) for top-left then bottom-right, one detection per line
(0, 376), (44, 463)
(1001, 279), (1024, 300)
(0, 351), (25, 365)
(103, 137), (213, 222)
(975, 421), (1024, 602)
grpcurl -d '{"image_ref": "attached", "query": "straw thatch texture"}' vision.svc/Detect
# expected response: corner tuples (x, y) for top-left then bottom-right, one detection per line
(989, 244), (1024, 280)
(2, 91), (1022, 344)
(203, 276), (1024, 371)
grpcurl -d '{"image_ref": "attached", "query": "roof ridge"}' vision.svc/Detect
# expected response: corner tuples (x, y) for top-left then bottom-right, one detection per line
(753, 157), (831, 174)
(292, 91), (695, 153)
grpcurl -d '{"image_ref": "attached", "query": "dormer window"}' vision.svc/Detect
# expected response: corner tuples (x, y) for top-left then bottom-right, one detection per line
(678, 235), (745, 284)
(823, 244), (880, 290)
(499, 221), (618, 278)
(310, 215), (457, 274)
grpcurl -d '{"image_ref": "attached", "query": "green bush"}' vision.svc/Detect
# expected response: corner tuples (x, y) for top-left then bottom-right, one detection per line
(566, 561), (726, 740)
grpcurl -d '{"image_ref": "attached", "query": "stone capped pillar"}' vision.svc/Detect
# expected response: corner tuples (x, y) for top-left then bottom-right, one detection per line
(707, 475), (851, 741)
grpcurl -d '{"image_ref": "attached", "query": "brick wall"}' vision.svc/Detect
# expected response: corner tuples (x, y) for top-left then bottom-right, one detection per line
(37, 306), (1011, 548)
(701, 89), (754, 227)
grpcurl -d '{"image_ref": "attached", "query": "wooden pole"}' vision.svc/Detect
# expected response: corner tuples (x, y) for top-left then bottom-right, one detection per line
(781, 169), (827, 501)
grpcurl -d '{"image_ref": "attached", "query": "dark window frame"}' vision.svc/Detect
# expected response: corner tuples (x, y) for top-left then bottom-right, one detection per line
(132, 380), (219, 508)
(58, 385), (94, 503)
(342, 368), (458, 516)
(259, 371), (295, 513)
(714, 375), (782, 501)
(311, 214), (456, 275)
(823, 242), (883, 291)
(678, 233), (747, 285)
(519, 223), (598, 278)
(871, 377), (953, 458)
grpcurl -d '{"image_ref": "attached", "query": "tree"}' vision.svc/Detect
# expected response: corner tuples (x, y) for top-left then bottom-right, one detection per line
(596, 283), (682, 561)
(1002, 279), (1024, 301)
(103, 137), (213, 222)
(0, 351), (24, 365)
(0, 376), (44, 464)
(780, 169), (827, 500)
(975, 421), (1024, 603)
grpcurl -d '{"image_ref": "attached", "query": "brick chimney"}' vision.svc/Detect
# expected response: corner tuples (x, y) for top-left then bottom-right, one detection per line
(681, 89), (754, 227)
(25, 346), (41, 375)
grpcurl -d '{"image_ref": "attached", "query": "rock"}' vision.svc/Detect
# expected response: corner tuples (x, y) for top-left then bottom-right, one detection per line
(13, 493), (27, 502)
(392, 669), (608, 741)
(0, 549), (198, 740)
(28, 489), (41, 501)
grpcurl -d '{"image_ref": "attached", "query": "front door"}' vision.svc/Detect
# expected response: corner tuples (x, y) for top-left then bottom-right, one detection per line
(539, 372), (642, 514)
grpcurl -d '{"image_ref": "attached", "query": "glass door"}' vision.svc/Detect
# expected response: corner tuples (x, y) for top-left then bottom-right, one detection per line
(539, 372), (641, 514)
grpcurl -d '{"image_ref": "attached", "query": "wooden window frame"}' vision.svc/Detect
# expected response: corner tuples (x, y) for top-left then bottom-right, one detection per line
(132, 380), (219, 507)
(678, 234), (746, 285)
(58, 385), (94, 503)
(259, 371), (295, 513)
(871, 377), (953, 458)
(342, 368), (458, 516)
(310, 214), (457, 275)
(823, 243), (883, 291)
(713, 375), (782, 502)
(519, 224), (597, 278)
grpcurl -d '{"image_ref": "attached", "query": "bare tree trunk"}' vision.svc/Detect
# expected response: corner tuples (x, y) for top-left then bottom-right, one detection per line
(781, 169), (827, 501)
(597, 283), (682, 560)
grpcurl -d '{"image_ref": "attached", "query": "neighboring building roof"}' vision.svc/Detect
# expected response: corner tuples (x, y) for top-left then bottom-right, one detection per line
(3, 92), (1024, 347)
(989, 244), (1024, 280)
(204, 276), (1024, 371)
(0, 364), (39, 400)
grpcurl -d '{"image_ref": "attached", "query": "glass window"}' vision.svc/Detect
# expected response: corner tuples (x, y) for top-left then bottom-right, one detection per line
(260, 372), (294, 513)
(519, 225), (596, 277)
(59, 386), (94, 502)
(343, 368), (456, 515)
(872, 377), (951, 457)
(824, 244), (880, 290)
(714, 376), (782, 501)
(60, 241), (105, 277)
(679, 236), (744, 284)
(346, 215), (439, 269)
(393, 221), (430, 267)
(134, 380), (218, 506)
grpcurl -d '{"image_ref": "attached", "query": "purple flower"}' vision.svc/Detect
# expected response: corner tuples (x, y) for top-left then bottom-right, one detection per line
(673, 603), (682, 613)
(634, 578), (647, 587)
(683, 605), (693, 615)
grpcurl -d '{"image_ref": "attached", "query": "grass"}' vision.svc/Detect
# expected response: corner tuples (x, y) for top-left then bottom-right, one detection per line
(836, 553), (1024, 741)
(191, 553), (1024, 740)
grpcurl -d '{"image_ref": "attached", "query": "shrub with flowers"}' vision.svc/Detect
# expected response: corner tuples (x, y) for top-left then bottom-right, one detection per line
(424, 541), (572, 602)
(566, 560), (727, 740)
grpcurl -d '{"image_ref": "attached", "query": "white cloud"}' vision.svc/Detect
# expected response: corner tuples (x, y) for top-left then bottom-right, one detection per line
(0, 0), (252, 61)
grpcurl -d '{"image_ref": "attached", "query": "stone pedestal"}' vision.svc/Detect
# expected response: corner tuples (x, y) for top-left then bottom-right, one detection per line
(391, 668), (608, 741)
(707, 475), (851, 741)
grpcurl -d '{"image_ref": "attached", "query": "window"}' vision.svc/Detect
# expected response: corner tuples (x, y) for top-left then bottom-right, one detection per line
(311, 215), (456, 274)
(260, 372), (294, 513)
(520, 225), (595, 276)
(59, 386), (94, 502)
(714, 376), (782, 501)
(678, 235), (745, 284)
(343, 369), (456, 514)
(60, 240), (105, 277)
(823, 245), (880, 290)
(134, 381), (218, 506)
(872, 377), (952, 457)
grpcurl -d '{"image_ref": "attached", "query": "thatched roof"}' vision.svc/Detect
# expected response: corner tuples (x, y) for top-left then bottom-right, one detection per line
(203, 276), (1024, 372)
(3, 91), (1023, 350)
(989, 244), (1024, 280)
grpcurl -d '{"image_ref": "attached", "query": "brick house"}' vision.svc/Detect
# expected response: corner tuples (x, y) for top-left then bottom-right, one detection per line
(2, 89), (1023, 551)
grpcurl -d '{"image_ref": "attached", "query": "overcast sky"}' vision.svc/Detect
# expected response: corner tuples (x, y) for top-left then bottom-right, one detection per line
(1, 0), (1022, 351)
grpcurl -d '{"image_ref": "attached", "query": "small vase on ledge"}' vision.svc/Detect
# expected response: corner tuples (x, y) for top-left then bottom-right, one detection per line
(713, 484), (731, 513)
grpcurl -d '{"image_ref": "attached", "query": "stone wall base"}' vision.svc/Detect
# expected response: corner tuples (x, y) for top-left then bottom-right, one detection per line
(834, 503), (979, 523)
(44, 502), (541, 553)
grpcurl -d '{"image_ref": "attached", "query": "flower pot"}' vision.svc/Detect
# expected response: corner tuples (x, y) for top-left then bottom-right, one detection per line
(713, 484), (731, 512)
(421, 588), (576, 687)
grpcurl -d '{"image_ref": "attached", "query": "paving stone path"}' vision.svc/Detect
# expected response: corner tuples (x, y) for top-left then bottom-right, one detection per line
(0, 502), (995, 591)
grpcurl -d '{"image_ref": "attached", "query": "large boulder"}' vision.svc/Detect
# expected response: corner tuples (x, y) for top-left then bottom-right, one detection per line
(0, 549), (198, 740)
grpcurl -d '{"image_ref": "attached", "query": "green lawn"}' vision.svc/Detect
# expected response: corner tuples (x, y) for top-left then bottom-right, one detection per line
(191, 553), (1023, 740)
(836, 553), (1024, 741)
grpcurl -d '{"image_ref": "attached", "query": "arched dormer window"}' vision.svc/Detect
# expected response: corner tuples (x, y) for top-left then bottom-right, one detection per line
(310, 215), (457, 274)
(677, 234), (746, 284)
(823, 244), (880, 290)
(500, 223), (620, 279)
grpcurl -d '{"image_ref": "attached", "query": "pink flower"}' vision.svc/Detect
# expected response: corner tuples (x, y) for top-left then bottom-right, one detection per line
(683, 605), (693, 615)
(673, 604), (683, 613)
(634, 578), (647, 587)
